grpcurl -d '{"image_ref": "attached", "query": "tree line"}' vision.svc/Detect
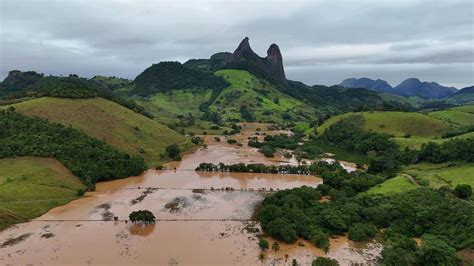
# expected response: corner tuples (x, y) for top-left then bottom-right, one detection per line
(195, 162), (312, 175)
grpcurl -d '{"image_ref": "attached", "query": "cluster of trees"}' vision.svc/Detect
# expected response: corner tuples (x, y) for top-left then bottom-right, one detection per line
(309, 161), (386, 199)
(259, 185), (473, 264)
(129, 210), (156, 224)
(0, 109), (146, 189)
(419, 138), (474, 163)
(248, 133), (302, 158)
(195, 162), (312, 175)
(319, 115), (402, 176)
(381, 234), (461, 265)
(318, 115), (474, 173)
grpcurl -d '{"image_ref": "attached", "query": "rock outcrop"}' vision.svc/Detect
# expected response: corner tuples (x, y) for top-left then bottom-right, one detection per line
(210, 37), (288, 87)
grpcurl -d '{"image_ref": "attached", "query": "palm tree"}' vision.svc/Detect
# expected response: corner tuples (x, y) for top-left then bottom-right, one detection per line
(271, 241), (280, 253)
(258, 253), (266, 265)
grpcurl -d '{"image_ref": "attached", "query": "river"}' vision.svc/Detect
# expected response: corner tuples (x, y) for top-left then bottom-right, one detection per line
(0, 123), (381, 265)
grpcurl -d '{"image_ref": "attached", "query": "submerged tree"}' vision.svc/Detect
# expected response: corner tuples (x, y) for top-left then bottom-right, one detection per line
(129, 210), (156, 224)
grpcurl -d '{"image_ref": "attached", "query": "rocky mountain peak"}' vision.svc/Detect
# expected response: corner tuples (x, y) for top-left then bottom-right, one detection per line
(228, 38), (287, 87)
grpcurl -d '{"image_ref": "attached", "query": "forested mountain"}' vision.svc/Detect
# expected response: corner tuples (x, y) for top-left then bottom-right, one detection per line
(339, 78), (394, 93)
(126, 38), (409, 126)
(446, 86), (474, 104)
(339, 77), (459, 99)
(394, 78), (457, 99)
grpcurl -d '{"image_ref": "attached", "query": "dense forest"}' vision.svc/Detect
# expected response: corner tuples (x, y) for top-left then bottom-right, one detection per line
(0, 109), (146, 189)
(132, 61), (229, 96)
(258, 161), (473, 265)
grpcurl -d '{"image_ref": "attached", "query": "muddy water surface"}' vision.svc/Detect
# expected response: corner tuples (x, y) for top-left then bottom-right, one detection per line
(0, 123), (380, 265)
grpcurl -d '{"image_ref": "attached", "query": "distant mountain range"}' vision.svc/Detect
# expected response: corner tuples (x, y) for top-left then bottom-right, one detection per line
(339, 77), (459, 99)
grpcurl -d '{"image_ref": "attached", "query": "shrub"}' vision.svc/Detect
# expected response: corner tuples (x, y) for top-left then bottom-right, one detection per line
(165, 144), (181, 161)
(454, 184), (472, 199)
(258, 238), (269, 250)
(312, 257), (339, 266)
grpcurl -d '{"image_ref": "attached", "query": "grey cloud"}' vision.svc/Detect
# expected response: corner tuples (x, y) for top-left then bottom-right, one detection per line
(0, 0), (473, 88)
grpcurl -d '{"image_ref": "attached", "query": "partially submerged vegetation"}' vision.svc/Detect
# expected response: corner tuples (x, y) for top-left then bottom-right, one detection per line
(196, 162), (312, 175)
(258, 161), (473, 265)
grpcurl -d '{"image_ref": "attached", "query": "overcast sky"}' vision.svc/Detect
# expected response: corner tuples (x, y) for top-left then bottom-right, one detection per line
(1, 0), (473, 88)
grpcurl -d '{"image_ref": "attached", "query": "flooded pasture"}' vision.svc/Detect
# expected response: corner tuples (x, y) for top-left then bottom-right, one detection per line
(0, 123), (381, 265)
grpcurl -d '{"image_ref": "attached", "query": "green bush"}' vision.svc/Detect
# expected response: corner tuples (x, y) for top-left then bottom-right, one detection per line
(312, 257), (339, 266)
(258, 238), (269, 250)
(454, 184), (472, 199)
(348, 223), (377, 241)
(165, 144), (181, 161)
(129, 210), (156, 224)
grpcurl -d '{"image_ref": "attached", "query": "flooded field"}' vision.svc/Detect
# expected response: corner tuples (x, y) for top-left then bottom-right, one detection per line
(0, 123), (381, 265)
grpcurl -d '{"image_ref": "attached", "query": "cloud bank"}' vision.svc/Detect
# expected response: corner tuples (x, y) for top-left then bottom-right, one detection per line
(1, 0), (473, 88)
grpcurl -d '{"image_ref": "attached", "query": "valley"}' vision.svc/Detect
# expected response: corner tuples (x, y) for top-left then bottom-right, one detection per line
(0, 124), (380, 265)
(0, 35), (472, 266)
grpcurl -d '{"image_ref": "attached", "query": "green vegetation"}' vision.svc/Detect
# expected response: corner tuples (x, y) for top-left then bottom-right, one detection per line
(259, 179), (472, 264)
(312, 257), (339, 266)
(132, 61), (229, 96)
(381, 234), (461, 265)
(210, 70), (315, 123)
(258, 238), (269, 250)
(454, 184), (472, 199)
(348, 223), (377, 241)
(129, 210), (156, 224)
(0, 157), (84, 230)
(368, 163), (474, 195)
(317, 111), (454, 138)
(0, 109), (146, 187)
(165, 144), (182, 161)
(3, 97), (187, 165)
(195, 162), (311, 175)
(1, 73), (151, 118)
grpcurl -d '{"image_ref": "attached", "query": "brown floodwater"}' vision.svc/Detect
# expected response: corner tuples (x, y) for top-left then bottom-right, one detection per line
(0, 123), (381, 265)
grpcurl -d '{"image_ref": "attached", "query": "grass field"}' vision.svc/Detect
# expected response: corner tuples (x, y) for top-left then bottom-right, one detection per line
(367, 162), (474, 195)
(317, 111), (455, 138)
(367, 175), (418, 194)
(0, 157), (84, 230)
(429, 106), (474, 126)
(4, 97), (187, 165)
(137, 89), (212, 117)
(379, 93), (426, 108)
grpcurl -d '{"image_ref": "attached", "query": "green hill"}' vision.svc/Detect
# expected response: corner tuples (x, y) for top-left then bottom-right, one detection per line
(4, 97), (187, 165)
(135, 69), (316, 127)
(367, 162), (474, 195)
(379, 92), (426, 108)
(0, 157), (84, 230)
(208, 69), (314, 122)
(318, 111), (455, 138)
(428, 104), (474, 126)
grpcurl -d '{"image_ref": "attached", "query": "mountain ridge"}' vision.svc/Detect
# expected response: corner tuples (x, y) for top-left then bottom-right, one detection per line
(339, 77), (459, 99)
